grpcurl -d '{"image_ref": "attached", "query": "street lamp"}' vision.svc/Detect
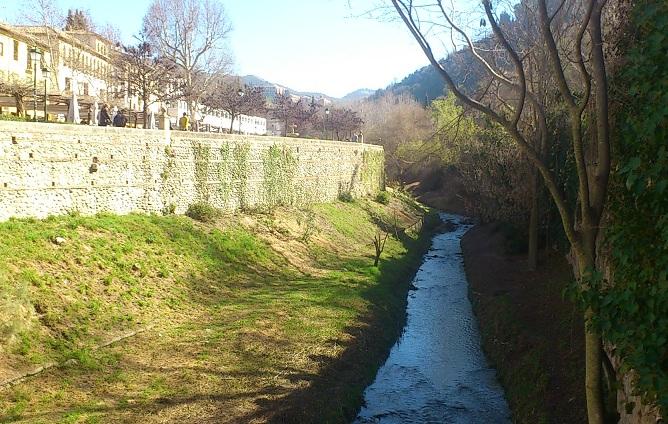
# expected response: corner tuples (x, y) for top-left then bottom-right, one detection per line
(41, 67), (50, 122)
(29, 47), (43, 122)
(324, 107), (330, 140)
(237, 87), (245, 97)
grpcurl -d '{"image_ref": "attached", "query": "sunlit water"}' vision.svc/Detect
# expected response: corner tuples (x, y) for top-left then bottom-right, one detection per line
(354, 213), (511, 424)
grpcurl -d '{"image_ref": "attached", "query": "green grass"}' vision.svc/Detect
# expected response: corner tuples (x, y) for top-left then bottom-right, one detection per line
(468, 247), (585, 424)
(478, 294), (550, 424)
(0, 198), (437, 423)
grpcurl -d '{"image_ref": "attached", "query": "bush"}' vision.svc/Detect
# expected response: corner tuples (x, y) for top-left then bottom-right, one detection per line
(162, 203), (176, 216)
(0, 114), (31, 122)
(375, 191), (391, 205)
(338, 192), (354, 203)
(185, 202), (220, 222)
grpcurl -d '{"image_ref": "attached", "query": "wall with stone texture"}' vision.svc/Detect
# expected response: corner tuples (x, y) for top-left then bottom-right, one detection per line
(0, 121), (385, 221)
(610, 348), (663, 424)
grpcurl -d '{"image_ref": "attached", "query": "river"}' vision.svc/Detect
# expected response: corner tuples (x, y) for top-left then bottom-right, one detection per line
(354, 213), (512, 423)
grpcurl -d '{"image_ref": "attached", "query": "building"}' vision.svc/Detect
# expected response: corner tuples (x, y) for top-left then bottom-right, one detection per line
(0, 23), (49, 79)
(19, 25), (114, 101)
(0, 22), (120, 119)
(1, 20), (266, 132)
(0, 23), (53, 117)
(199, 109), (267, 135)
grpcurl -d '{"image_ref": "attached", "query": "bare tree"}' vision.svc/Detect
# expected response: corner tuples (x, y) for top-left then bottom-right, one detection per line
(143, 0), (233, 121)
(391, 1), (612, 422)
(201, 77), (266, 133)
(326, 107), (363, 141)
(353, 92), (432, 181)
(114, 30), (184, 128)
(19, 0), (65, 91)
(270, 93), (318, 136)
(0, 72), (32, 117)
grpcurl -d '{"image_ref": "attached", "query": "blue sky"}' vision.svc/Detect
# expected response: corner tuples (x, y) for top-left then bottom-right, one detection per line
(0, 1), (451, 98)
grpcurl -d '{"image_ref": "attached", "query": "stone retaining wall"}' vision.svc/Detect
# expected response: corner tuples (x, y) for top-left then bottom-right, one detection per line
(0, 121), (385, 221)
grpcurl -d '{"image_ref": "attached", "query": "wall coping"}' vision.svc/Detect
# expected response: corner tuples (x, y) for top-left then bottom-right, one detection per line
(0, 121), (383, 151)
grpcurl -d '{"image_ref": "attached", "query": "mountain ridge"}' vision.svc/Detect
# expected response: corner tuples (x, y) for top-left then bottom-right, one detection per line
(240, 74), (376, 102)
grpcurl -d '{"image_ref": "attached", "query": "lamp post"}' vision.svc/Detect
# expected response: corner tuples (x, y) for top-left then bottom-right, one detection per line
(42, 67), (49, 122)
(324, 107), (330, 140)
(235, 87), (244, 134)
(29, 47), (42, 122)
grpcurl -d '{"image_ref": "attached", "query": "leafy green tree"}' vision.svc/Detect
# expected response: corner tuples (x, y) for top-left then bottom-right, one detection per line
(598, 0), (668, 415)
(64, 9), (92, 31)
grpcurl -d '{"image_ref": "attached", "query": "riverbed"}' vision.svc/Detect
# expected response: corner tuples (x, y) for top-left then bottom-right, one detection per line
(354, 213), (511, 423)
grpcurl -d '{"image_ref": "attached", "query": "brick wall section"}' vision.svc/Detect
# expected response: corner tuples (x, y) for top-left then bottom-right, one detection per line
(0, 121), (385, 221)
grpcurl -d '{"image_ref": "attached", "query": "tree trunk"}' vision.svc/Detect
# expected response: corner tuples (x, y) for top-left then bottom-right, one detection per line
(14, 95), (25, 117)
(585, 312), (605, 424)
(142, 100), (149, 130)
(528, 170), (539, 270)
(229, 115), (235, 133)
(577, 248), (605, 424)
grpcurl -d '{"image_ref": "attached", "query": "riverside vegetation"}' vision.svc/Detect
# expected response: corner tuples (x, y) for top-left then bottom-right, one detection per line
(0, 192), (438, 423)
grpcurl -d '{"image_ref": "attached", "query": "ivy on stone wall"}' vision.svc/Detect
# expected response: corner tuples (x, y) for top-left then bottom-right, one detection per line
(262, 145), (298, 206)
(160, 146), (178, 209)
(232, 142), (251, 209)
(361, 150), (385, 192)
(218, 144), (232, 207)
(588, 0), (668, 413)
(191, 141), (212, 202)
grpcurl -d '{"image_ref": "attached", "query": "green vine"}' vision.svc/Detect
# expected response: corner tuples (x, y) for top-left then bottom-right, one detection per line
(218, 144), (232, 206)
(360, 149), (385, 192)
(160, 146), (178, 208)
(262, 145), (297, 206)
(191, 141), (212, 202)
(232, 142), (251, 209)
(582, 0), (668, 413)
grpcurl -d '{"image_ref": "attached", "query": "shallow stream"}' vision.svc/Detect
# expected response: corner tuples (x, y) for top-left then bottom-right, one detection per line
(354, 213), (512, 423)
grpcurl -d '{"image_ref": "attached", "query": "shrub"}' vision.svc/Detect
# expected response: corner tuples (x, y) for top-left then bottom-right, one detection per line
(0, 114), (31, 122)
(185, 202), (220, 223)
(338, 192), (354, 203)
(162, 203), (176, 216)
(375, 191), (391, 205)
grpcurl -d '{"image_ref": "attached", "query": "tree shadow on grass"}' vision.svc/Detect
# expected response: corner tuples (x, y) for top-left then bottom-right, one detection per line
(228, 217), (440, 423)
(2, 212), (439, 424)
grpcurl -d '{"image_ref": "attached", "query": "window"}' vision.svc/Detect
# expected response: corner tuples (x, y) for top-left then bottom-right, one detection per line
(13, 40), (19, 61)
(83, 83), (89, 96)
(0, 42), (4, 57)
(65, 77), (71, 92)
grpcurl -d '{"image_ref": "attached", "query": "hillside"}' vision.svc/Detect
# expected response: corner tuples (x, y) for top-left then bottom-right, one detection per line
(341, 89), (376, 102)
(241, 75), (375, 103)
(241, 74), (335, 101)
(0, 195), (437, 423)
(373, 49), (485, 103)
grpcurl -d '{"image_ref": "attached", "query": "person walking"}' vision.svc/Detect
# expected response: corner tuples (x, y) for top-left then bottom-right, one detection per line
(98, 104), (111, 127)
(113, 109), (128, 127)
(179, 112), (190, 131)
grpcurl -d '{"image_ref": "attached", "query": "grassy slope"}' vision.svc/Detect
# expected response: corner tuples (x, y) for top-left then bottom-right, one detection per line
(0, 195), (437, 423)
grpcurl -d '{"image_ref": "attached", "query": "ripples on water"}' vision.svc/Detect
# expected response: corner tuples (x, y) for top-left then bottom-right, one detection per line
(354, 213), (511, 424)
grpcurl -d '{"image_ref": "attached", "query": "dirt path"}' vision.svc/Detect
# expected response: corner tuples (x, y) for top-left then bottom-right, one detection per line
(461, 224), (587, 424)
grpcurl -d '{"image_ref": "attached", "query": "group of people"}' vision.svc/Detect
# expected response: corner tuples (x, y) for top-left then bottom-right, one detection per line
(97, 104), (128, 128)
